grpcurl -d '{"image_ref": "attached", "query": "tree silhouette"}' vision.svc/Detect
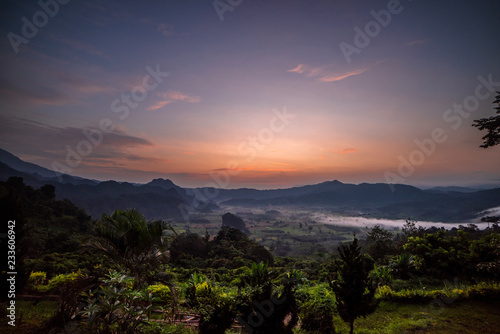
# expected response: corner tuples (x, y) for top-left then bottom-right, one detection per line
(330, 236), (378, 334)
(473, 91), (500, 148)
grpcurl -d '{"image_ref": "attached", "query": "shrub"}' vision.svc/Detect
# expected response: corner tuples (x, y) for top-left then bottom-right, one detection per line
(147, 284), (172, 303)
(38, 270), (85, 293)
(296, 284), (336, 333)
(79, 271), (158, 334)
(27, 271), (47, 291)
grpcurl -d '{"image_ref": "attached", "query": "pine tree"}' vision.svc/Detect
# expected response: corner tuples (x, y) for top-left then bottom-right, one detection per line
(330, 236), (378, 334)
(473, 91), (500, 148)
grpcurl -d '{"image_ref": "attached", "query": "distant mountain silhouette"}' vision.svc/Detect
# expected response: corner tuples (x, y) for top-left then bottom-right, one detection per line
(0, 148), (98, 185)
(0, 149), (213, 219)
(1, 148), (499, 223)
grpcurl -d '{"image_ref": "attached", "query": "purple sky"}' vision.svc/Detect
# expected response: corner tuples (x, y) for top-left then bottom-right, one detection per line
(1, 0), (499, 189)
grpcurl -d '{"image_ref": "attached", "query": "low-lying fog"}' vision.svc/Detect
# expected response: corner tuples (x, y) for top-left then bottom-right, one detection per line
(314, 206), (500, 231)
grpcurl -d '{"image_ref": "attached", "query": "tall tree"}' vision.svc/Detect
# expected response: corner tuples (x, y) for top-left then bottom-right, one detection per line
(330, 236), (378, 334)
(473, 91), (500, 148)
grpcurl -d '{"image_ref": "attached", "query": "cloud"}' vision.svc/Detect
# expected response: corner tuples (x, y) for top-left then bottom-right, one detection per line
(287, 64), (306, 74)
(149, 90), (201, 110)
(319, 68), (370, 83)
(157, 23), (175, 36)
(0, 115), (154, 166)
(340, 148), (357, 154)
(287, 63), (373, 83)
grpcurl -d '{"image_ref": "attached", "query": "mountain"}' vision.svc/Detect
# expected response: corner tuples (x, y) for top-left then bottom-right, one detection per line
(0, 148), (98, 185)
(426, 186), (483, 193)
(191, 181), (500, 223)
(1, 148), (499, 223)
(0, 149), (212, 219)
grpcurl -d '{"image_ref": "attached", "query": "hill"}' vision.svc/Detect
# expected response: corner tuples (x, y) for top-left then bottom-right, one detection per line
(1, 148), (499, 222)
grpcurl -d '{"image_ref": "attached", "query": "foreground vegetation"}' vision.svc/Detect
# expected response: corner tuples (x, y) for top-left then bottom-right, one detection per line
(1, 177), (499, 333)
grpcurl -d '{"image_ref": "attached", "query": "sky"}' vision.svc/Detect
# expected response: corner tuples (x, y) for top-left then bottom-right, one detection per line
(0, 0), (499, 189)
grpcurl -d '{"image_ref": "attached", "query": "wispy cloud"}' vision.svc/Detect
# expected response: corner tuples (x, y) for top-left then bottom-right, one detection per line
(149, 90), (201, 110)
(340, 148), (356, 154)
(157, 23), (175, 36)
(288, 63), (374, 83)
(319, 68), (370, 83)
(0, 115), (153, 162)
(405, 39), (430, 47)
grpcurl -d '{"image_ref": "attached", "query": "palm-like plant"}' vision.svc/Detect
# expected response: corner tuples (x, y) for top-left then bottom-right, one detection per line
(389, 253), (415, 279)
(87, 209), (167, 288)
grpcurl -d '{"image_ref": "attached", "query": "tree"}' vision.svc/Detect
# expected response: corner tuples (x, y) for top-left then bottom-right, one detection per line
(237, 262), (303, 334)
(366, 225), (394, 263)
(473, 91), (500, 148)
(330, 237), (378, 334)
(87, 209), (167, 288)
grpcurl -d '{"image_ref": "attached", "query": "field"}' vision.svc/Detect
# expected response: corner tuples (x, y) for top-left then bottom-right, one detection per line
(170, 206), (369, 256)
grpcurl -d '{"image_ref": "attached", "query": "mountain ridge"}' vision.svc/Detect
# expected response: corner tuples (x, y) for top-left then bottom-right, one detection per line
(1, 148), (499, 222)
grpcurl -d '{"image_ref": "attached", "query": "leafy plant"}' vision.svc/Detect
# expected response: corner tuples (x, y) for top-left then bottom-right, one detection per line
(79, 271), (158, 334)
(87, 209), (168, 289)
(296, 284), (336, 334)
(371, 264), (393, 286)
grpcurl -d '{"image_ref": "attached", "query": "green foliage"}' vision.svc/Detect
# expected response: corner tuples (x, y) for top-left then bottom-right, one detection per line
(296, 284), (336, 333)
(79, 271), (158, 334)
(402, 229), (500, 278)
(330, 237), (379, 334)
(184, 272), (237, 334)
(87, 209), (168, 288)
(168, 227), (273, 269)
(237, 263), (304, 334)
(389, 253), (415, 279)
(370, 264), (393, 286)
(27, 271), (47, 291)
(376, 282), (500, 302)
(147, 284), (172, 302)
(0, 177), (92, 300)
(366, 225), (395, 263)
(35, 270), (85, 293)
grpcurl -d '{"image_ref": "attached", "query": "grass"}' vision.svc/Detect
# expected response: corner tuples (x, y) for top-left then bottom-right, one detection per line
(2, 298), (499, 333)
(0, 300), (58, 334)
(325, 300), (500, 334)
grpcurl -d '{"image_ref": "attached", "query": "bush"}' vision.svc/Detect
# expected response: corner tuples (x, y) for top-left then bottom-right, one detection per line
(296, 284), (336, 333)
(79, 271), (158, 334)
(375, 282), (500, 302)
(27, 271), (47, 292)
(42, 270), (85, 293)
(147, 284), (172, 303)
